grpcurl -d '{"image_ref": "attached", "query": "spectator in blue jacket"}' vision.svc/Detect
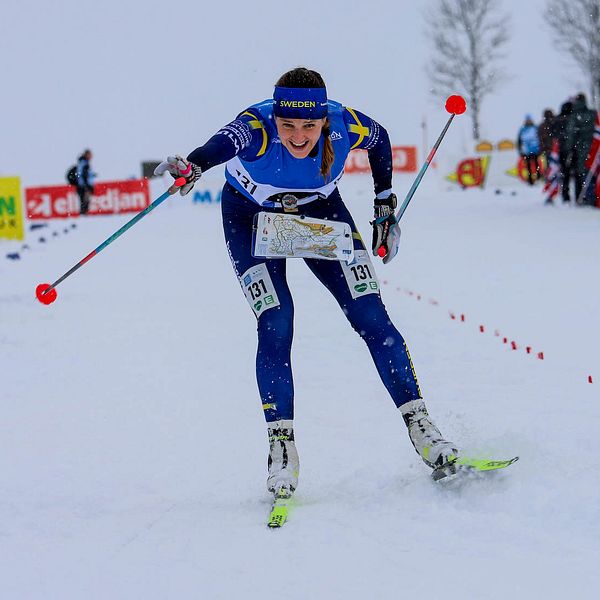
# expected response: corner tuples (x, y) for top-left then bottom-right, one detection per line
(517, 115), (541, 185)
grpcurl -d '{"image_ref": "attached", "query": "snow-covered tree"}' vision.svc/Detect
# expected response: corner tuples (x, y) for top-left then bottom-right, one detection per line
(545, 0), (600, 110)
(426, 0), (511, 140)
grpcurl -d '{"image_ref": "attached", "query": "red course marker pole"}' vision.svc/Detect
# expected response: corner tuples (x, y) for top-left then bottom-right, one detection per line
(395, 94), (467, 223)
(377, 95), (466, 260)
(35, 177), (187, 305)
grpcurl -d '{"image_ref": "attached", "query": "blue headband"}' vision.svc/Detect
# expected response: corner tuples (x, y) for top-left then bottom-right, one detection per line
(273, 86), (328, 119)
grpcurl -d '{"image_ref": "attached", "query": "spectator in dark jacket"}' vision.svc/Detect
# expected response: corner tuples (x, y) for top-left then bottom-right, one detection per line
(553, 101), (574, 202)
(76, 149), (95, 215)
(538, 109), (555, 166)
(567, 93), (597, 202)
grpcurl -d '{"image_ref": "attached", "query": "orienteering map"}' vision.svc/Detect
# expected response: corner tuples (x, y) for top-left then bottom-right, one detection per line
(253, 212), (354, 262)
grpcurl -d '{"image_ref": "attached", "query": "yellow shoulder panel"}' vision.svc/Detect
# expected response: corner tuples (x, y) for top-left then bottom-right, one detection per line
(345, 107), (370, 150)
(242, 111), (268, 156)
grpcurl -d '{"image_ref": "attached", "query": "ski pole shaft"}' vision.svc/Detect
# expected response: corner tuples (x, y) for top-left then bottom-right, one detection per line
(576, 152), (600, 205)
(396, 113), (456, 222)
(41, 177), (186, 296)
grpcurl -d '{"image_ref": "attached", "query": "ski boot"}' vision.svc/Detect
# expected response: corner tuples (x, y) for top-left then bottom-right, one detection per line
(266, 420), (299, 495)
(400, 399), (459, 470)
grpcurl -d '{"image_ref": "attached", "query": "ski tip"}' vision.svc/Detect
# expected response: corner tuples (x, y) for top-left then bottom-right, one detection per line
(267, 487), (293, 528)
(267, 515), (287, 529)
(267, 486), (294, 529)
(432, 456), (519, 481)
(457, 456), (520, 469)
(267, 503), (290, 528)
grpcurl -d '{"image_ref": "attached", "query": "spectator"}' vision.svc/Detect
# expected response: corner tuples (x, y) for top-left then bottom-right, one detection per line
(538, 109), (555, 166)
(580, 111), (600, 206)
(553, 101), (574, 202)
(567, 93), (597, 204)
(75, 149), (95, 215)
(542, 140), (562, 205)
(517, 115), (541, 185)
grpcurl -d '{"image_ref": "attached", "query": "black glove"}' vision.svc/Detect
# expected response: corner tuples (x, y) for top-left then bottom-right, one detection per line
(371, 193), (401, 264)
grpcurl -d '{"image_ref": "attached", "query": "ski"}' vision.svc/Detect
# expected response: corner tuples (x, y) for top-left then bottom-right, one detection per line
(432, 456), (519, 482)
(267, 487), (294, 528)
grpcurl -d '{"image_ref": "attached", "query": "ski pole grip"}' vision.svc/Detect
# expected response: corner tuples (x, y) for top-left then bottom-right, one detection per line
(169, 177), (188, 194)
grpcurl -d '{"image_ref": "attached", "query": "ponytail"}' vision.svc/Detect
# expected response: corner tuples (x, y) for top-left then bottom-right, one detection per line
(320, 119), (334, 181)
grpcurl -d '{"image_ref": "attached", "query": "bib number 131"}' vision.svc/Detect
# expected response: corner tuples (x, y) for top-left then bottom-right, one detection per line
(240, 263), (281, 317)
(341, 250), (380, 299)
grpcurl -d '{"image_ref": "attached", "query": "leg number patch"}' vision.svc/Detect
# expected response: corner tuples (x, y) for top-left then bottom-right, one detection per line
(341, 250), (380, 299)
(240, 263), (281, 317)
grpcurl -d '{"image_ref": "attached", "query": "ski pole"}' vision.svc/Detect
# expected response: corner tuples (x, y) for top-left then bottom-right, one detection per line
(35, 177), (187, 305)
(575, 151), (600, 206)
(395, 95), (467, 223)
(376, 95), (466, 259)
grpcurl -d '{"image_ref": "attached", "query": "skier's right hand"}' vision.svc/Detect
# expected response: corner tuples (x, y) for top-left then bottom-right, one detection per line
(154, 155), (202, 196)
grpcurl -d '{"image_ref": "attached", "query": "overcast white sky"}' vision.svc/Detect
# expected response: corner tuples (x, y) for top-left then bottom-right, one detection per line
(0, 0), (588, 186)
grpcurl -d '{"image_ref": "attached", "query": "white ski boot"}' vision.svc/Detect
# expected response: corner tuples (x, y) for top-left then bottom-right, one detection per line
(267, 420), (299, 495)
(400, 399), (458, 469)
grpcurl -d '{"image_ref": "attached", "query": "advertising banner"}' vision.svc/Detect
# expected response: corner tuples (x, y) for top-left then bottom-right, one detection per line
(345, 146), (417, 174)
(505, 155), (546, 184)
(26, 179), (150, 220)
(445, 139), (540, 189)
(192, 187), (222, 204)
(0, 176), (24, 240)
(445, 156), (491, 188)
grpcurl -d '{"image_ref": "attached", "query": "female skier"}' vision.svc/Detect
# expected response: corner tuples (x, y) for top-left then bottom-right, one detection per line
(156, 67), (458, 497)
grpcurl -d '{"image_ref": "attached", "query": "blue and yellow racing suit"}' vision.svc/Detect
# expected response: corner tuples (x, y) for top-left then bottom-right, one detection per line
(187, 99), (421, 421)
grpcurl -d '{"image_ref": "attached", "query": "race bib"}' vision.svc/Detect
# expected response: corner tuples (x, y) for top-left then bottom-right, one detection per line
(253, 212), (354, 262)
(240, 263), (281, 317)
(341, 249), (380, 299)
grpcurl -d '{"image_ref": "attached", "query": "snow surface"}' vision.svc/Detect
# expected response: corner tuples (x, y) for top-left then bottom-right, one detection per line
(2, 172), (600, 599)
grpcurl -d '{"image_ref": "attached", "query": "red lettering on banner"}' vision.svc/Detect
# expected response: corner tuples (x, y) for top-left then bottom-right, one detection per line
(25, 179), (150, 219)
(391, 146), (417, 171)
(345, 150), (371, 174)
(457, 159), (485, 187)
(345, 146), (417, 174)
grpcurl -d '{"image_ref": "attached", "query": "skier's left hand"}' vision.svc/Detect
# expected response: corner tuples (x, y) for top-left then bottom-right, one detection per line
(371, 192), (401, 264)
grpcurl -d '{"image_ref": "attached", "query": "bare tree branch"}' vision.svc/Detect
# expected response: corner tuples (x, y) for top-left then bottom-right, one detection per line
(545, 0), (600, 108)
(425, 0), (511, 139)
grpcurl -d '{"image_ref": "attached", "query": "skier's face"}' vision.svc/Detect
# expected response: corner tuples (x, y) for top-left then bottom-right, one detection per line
(275, 117), (326, 159)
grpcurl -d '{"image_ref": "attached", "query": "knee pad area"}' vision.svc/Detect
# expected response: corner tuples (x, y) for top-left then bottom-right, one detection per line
(257, 307), (294, 349)
(345, 297), (400, 344)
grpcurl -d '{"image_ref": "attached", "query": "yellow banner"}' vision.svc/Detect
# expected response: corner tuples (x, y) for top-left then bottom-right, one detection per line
(0, 177), (24, 240)
(446, 156), (491, 188)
